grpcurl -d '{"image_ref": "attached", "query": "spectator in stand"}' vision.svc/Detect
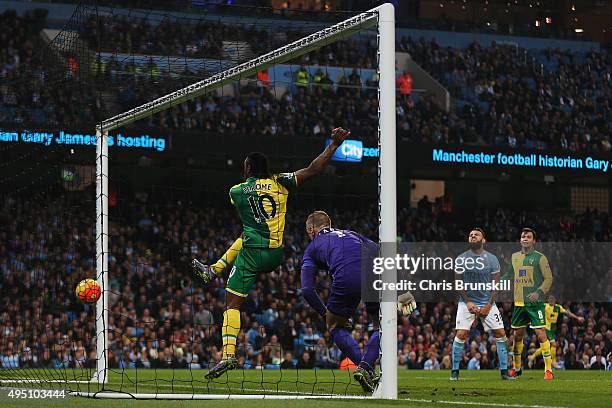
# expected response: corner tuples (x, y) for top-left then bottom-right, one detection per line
(590, 346), (607, 370)
(424, 351), (440, 370)
(0, 193), (609, 370)
(396, 70), (413, 101)
(468, 352), (482, 370)
(297, 351), (314, 369)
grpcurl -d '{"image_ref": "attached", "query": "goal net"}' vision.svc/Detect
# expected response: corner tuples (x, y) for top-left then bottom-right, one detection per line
(0, 1), (397, 399)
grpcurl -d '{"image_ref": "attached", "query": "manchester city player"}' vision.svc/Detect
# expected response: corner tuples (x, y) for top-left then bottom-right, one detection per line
(451, 228), (513, 381)
(300, 211), (416, 393)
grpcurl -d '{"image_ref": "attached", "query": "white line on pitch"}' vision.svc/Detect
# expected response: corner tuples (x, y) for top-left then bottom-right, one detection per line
(408, 376), (611, 383)
(402, 398), (566, 408)
(100, 381), (362, 397)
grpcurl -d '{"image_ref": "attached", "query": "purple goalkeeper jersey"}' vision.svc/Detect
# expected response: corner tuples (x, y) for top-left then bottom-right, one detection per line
(300, 228), (375, 317)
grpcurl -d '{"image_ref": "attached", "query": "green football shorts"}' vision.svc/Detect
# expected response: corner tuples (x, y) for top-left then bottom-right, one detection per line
(546, 328), (557, 341)
(511, 303), (547, 329)
(226, 246), (284, 297)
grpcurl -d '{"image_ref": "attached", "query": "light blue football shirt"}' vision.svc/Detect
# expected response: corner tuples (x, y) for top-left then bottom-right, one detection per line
(456, 249), (500, 307)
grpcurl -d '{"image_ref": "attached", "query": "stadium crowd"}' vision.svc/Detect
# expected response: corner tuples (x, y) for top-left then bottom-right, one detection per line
(80, 13), (377, 68)
(2, 9), (610, 154)
(0, 5), (610, 374)
(398, 36), (611, 152)
(0, 193), (610, 372)
(0, 10), (105, 130)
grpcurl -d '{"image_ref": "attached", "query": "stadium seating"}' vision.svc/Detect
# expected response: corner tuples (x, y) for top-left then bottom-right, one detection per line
(1, 10), (609, 153)
(0, 194), (609, 370)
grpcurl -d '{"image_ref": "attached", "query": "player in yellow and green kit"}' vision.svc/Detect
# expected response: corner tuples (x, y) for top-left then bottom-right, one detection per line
(192, 127), (350, 379)
(528, 295), (584, 368)
(504, 228), (554, 380)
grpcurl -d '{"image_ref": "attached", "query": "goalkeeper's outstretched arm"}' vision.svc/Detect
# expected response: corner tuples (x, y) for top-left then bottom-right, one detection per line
(300, 261), (327, 317)
(295, 127), (350, 185)
(300, 242), (329, 316)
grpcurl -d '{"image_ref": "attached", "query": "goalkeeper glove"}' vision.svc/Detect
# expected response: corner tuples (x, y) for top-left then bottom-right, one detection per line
(397, 292), (417, 316)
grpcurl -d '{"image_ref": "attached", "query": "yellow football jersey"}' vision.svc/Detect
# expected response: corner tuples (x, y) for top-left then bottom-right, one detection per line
(545, 303), (566, 330)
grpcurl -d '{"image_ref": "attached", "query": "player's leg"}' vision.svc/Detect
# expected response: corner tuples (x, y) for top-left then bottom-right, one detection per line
(212, 237), (243, 274)
(530, 345), (543, 363)
(326, 305), (362, 368)
(510, 306), (529, 377)
(223, 292), (246, 357)
(353, 304), (380, 393)
(205, 249), (256, 380)
(358, 302), (380, 374)
(546, 328), (557, 363)
(510, 328), (525, 376)
(535, 328), (553, 379)
(192, 237), (243, 284)
(550, 338), (557, 368)
(326, 282), (371, 392)
(492, 328), (513, 380)
(529, 329), (554, 366)
(527, 303), (553, 379)
(205, 290), (245, 379)
(482, 304), (513, 380)
(451, 302), (475, 380)
(207, 247), (284, 378)
(325, 275), (364, 364)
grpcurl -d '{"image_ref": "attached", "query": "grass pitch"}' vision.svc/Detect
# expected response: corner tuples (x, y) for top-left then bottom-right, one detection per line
(0, 368), (609, 408)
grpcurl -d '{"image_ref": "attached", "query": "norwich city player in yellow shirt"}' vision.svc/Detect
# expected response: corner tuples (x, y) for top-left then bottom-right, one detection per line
(528, 295), (584, 368)
(192, 127), (349, 379)
(505, 228), (554, 380)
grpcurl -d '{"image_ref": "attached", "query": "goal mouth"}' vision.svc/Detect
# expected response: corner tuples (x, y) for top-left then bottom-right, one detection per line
(2, 1), (397, 401)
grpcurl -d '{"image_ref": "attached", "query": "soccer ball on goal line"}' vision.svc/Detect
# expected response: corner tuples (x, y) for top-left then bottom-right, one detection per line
(75, 278), (101, 304)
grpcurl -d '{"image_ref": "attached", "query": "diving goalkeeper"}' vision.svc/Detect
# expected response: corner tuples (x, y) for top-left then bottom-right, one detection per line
(301, 211), (417, 393)
(192, 127), (349, 379)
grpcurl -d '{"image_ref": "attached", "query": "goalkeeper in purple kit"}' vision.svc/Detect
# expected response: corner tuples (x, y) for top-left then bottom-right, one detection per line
(300, 211), (416, 393)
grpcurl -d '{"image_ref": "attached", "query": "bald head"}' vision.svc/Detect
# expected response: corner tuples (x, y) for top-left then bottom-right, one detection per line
(306, 211), (332, 240)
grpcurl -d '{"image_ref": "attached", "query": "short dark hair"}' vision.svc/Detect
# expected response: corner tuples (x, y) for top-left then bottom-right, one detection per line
(245, 152), (270, 178)
(521, 227), (537, 240)
(470, 227), (486, 239)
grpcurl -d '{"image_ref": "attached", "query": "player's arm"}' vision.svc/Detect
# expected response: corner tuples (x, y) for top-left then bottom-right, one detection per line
(480, 255), (501, 316)
(294, 127), (350, 185)
(532, 254), (553, 301)
(480, 272), (500, 317)
(561, 306), (585, 324)
(300, 245), (327, 317)
(455, 271), (479, 314)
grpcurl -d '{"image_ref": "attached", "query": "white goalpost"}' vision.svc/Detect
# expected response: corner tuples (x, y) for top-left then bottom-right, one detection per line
(89, 2), (397, 400)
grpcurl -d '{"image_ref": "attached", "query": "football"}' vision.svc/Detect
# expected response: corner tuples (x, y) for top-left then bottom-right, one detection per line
(75, 278), (101, 304)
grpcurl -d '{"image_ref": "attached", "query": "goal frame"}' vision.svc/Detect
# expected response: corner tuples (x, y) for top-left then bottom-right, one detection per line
(93, 2), (397, 399)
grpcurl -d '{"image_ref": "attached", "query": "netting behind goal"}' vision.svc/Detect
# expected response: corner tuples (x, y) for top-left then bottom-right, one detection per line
(0, 3), (101, 388)
(0, 1), (397, 399)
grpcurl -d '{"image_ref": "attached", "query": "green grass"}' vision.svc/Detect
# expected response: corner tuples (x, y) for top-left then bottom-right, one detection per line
(1, 369), (610, 408)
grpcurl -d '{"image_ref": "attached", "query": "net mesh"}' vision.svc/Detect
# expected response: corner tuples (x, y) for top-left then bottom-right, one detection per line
(0, 1), (385, 398)
(0, 4), (99, 387)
